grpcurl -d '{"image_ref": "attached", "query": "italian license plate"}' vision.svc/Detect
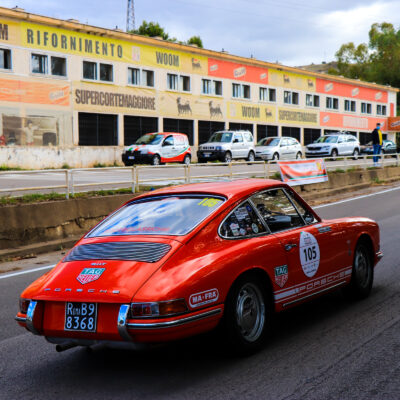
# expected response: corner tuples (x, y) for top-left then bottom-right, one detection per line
(128, 156), (135, 160)
(64, 302), (97, 332)
(204, 153), (211, 157)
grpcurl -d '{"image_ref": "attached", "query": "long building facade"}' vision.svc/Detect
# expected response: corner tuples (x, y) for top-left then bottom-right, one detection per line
(0, 6), (398, 164)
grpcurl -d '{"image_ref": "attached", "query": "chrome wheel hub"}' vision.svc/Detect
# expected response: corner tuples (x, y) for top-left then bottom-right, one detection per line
(355, 249), (370, 288)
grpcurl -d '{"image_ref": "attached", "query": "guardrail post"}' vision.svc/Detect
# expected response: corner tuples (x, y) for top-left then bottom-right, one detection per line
(131, 167), (136, 193)
(136, 166), (140, 192)
(70, 170), (75, 196)
(65, 169), (69, 199)
(229, 162), (233, 180)
(343, 155), (348, 170)
(267, 161), (270, 179)
(185, 165), (190, 183)
(263, 161), (267, 179)
(397, 153), (399, 167)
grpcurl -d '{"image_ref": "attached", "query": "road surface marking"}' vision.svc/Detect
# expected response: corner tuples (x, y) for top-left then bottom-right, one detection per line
(0, 264), (56, 280)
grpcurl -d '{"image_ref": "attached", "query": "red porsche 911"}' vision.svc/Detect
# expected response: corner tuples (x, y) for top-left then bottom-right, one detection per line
(16, 179), (382, 354)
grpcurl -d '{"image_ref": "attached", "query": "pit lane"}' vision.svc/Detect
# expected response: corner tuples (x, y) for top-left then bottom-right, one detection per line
(0, 188), (399, 400)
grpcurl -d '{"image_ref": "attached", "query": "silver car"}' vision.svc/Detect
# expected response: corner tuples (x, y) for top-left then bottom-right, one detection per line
(256, 136), (303, 161)
(305, 133), (360, 159)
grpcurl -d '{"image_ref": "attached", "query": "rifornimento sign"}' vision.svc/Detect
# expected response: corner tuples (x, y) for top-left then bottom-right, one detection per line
(75, 89), (156, 110)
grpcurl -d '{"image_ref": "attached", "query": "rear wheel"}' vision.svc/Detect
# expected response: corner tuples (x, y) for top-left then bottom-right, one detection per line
(151, 155), (161, 166)
(296, 152), (302, 159)
(222, 274), (272, 355)
(343, 241), (374, 299)
(198, 157), (206, 164)
(223, 151), (232, 163)
(247, 151), (255, 162)
(331, 149), (338, 160)
(182, 154), (191, 165)
(272, 153), (279, 161)
(353, 148), (359, 160)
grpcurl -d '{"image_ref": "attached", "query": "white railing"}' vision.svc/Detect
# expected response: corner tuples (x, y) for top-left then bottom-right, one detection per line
(0, 154), (399, 198)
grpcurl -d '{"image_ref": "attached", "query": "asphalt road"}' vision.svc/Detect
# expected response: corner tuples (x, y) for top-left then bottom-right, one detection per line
(0, 187), (399, 399)
(1, 156), (395, 197)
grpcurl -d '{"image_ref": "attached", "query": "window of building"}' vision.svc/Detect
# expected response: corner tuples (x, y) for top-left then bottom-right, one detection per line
(100, 63), (113, 82)
(284, 91), (299, 105)
(32, 53), (48, 74)
(83, 61), (113, 82)
(201, 79), (222, 96)
(232, 83), (250, 99)
(361, 102), (372, 114)
(306, 94), (320, 107)
(326, 97), (339, 110)
(260, 87), (276, 102)
(377, 104), (387, 115)
(167, 73), (190, 91)
(344, 99), (356, 112)
(51, 56), (66, 76)
(83, 61), (97, 80)
(269, 88), (276, 102)
(0, 48), (11, 70)
(128, 67), (140, 85)
(142, 69), (154, 87)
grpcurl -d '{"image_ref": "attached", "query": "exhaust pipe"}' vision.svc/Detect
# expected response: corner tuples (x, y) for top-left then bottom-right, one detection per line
(55, 342), (78, 352)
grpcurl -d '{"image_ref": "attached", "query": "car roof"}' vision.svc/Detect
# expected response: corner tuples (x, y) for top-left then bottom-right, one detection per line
(131, 179), (287, 204)
(144, 132), (187, 136)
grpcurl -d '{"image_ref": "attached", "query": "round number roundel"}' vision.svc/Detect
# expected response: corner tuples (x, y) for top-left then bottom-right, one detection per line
(299, 231), (320, 277)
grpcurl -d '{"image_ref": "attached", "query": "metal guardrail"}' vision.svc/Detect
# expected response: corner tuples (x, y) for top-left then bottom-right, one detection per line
(0, 153), (399, 198)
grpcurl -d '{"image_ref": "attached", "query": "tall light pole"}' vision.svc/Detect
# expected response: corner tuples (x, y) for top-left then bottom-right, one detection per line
(126, 0), (135, 32)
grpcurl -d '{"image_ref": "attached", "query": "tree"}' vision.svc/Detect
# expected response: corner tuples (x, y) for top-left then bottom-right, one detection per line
(187, 36), (203, 48)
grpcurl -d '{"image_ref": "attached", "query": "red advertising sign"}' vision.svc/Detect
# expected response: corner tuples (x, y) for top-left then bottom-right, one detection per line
(278, 159), (328, 186)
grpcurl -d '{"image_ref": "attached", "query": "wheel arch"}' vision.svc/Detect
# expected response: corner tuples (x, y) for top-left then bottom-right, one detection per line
(354, 233), (375, 264)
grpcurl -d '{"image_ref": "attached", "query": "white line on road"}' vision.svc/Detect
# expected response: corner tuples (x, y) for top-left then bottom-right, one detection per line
(0, 264), (56, 280)
(314, 185), (400, 209)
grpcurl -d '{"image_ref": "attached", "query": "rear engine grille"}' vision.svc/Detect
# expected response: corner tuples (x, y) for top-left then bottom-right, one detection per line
(64, 242), (171, 263)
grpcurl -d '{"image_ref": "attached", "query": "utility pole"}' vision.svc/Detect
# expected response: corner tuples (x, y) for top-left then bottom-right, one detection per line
(126, 0), (135, 32)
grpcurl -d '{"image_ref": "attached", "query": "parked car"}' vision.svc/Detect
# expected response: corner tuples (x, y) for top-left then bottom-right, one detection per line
(197, 130), (255, 163)
(305, 133), (360, 160)
(122, 132), (191, 166)
(16, 179), (382, 354)
(361, 140), (397, 155)
(256, 136), (303, 161)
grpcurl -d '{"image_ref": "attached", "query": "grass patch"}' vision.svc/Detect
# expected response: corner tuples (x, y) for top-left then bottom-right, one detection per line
(372, 178), (386, 185)
(0, 165), (24, 171)
(329, 168), (346, 174)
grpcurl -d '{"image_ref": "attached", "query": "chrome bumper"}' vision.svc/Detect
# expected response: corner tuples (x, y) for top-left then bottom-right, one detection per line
(376, 251), (383, 260)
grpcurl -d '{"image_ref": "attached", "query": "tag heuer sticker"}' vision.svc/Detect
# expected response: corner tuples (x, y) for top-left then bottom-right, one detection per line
(275, 265), (288, 288)
(77, 268), (105, 284)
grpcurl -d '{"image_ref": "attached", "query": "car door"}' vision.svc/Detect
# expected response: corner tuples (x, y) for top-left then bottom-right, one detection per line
(336, 136), (347, 155)
(232, 133), (244, 158)
(279, 138), (290, 159)
(287, 138), (298, 159)
(160, 135), (175, 160)
(173, 134), (185, 160)
(249, 188), (350, 308)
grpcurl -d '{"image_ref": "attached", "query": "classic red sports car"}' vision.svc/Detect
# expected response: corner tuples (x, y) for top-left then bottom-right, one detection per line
(16, 179), (382, 354)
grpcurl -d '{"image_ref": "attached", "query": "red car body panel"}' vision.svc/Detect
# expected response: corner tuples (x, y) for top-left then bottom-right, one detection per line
(16, 179), (382, 347)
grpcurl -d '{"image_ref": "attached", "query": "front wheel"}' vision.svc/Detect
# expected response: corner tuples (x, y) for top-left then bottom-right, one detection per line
(182, 154), (191, 165)
(223, 152), (232, 163)
(331, 149), (338, 160)
(151, 155), (161, 166)
(222, 274), (272, 355)
(296, 152), (302, 159)
(272, 153), (279, 161)
(353, 148), (359, 160)
(343, 241), (374, 300)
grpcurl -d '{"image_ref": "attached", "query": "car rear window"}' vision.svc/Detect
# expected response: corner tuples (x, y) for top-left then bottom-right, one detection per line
(87, 195), (225, 237)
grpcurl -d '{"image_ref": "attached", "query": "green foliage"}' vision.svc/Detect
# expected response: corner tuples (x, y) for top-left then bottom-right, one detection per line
(187, 36), (203, 48)
(334, 22), (400, 88)
(0, 165), (24, 171)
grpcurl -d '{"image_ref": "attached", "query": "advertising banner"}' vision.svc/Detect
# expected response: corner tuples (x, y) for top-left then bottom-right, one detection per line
(320, 112), (385, 131)
(387, 117), (400, 131)
(269, 70), (316, 92)
(277, 159), (328, 186)
(228, 101), (275, 122)
(278, 107), (318, 125)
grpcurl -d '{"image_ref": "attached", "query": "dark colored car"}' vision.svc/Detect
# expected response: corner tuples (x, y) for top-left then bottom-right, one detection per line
(361, 140), (397, 155)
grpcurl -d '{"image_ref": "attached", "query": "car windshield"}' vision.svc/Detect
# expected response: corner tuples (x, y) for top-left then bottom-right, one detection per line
(315, 136), (338, 143)
(87, 195), (225, 237)
(257, 138), (280, 147)
(135, 133), (164, 145)
(209, 132), (232, 143)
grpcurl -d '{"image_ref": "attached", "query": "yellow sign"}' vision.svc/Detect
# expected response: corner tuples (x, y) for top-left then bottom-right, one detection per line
(278, 107), (318, 125)
(269, 69), (316, 92)
(0, 19), (20, 44)
(228, 101), (276, 122)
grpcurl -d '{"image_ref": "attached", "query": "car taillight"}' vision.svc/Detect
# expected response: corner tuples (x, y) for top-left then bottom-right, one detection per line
(19, 298), (30, 314)
(130, 299), (188, 318)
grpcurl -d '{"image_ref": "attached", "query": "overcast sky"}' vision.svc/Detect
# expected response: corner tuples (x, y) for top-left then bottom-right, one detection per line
(3, 0), (400, 66)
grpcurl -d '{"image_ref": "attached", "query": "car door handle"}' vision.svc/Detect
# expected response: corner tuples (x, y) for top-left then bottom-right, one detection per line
(285, 243), (297, 251)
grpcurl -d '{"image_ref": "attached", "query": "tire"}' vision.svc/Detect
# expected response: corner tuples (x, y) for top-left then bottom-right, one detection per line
(247, 151), (255, 162)
(353, 148), (359, 160)
(198, 157), (207, 164)
(151, 155), (161, 166)
(331, 149), (338, 160)
(296, 152), (302, 160)
(272, 153), (279, 161)
(182, 154), (191, 165)
(222, 274), (272, 355)
(223, 152), (232, 163)
(343, 241), (374, 300)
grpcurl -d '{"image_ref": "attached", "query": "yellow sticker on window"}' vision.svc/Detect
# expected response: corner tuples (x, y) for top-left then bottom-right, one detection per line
(198, 198), (221, 207)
